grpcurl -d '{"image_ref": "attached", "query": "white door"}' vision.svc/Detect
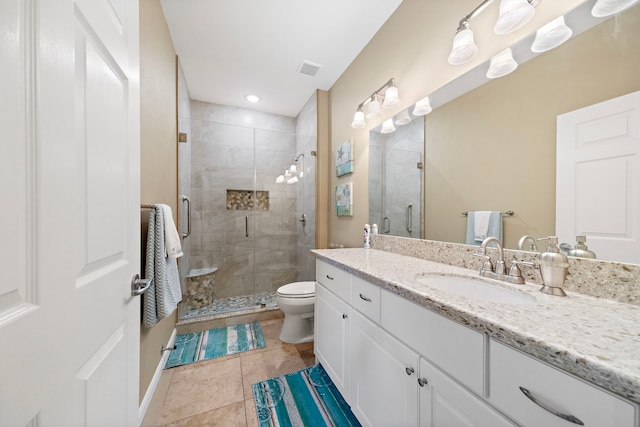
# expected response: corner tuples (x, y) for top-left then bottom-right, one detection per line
(556, 91), (640, 264)
(0, 0), (140, 425)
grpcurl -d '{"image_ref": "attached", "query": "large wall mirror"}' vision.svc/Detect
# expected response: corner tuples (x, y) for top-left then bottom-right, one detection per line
(368, 0), (640, 264)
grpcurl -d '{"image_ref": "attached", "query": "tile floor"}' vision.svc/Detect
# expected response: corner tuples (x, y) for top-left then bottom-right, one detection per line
(142, 310), (315, 427)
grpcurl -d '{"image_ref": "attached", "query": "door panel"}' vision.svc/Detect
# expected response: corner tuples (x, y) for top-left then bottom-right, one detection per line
(0, 0), (140, 425)
(557, 90), (640, 263)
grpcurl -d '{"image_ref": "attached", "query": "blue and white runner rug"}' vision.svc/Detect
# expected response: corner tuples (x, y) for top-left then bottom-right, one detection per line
(253, 364), (361, 427)
(165, 321), (266, 369)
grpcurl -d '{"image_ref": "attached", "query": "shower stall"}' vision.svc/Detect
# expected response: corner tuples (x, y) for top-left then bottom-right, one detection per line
(177, 97), (317, 321)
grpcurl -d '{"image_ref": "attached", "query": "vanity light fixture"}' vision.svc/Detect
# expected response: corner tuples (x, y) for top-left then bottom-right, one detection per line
(351, 108), (366, 128)
(412, 96), (433, 116)
(276, 153), (304, 184)
(394, 109), (412, 126)
(591, 0), (639, 17)
(366, 95), (383, 120)
(449, 0), (541, 66)
(494, 0), (536, 35)
(350, 78), (402, 129)
(531, 16), (573, 52)
(380, 118), (396, 134)
(486, 48), (518, 78)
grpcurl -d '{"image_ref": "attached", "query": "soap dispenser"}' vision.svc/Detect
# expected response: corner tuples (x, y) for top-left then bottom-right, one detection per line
(567, 235), (596, 259)
(537, 236), (569, 296)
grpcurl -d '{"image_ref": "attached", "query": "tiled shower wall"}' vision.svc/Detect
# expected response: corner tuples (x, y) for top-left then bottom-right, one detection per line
(188, 101), (313, 299)
(295, 93), (317, 281)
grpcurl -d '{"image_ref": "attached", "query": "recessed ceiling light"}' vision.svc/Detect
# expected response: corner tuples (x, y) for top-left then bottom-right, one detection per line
(246, 94), (261, 103)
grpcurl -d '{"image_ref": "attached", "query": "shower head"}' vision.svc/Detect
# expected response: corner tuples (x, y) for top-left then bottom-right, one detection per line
(294, 153), (304, 161)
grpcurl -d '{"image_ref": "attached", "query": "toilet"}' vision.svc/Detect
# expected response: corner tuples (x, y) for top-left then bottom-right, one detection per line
(275, 281), (316, 343)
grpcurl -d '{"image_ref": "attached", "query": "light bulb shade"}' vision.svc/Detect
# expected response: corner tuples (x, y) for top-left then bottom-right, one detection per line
(366, 96), (382, 120)
(395, 109), (412, 126)
(591, 0), (638, 17)
(351, 110), (366, 128)
(494, 0), (536, 35)
(382, 86), (401, 109)
(412, 96), (433, 116)
(531, 16), (573, 52)
(289, 164), (297, 174)
(487, 48), (518, 78)
(380, 118), (396, 134)
(287, 176), (298, 184)
(276, 175), (285, 184)
(284, 169), (291, 178)
(299, 171), (304, 178)
(448, 28), (479, 65)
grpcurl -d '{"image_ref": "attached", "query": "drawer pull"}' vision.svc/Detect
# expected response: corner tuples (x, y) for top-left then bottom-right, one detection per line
(359, 293), (372, 302)
(405, 367), (415, 376)
(519, 386), (584, 426)
(326, 274), (334, 280)
(418, 378), (428, 387)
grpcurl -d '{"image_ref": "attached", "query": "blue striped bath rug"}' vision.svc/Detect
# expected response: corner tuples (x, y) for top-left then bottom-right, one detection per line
(165, 321), (266, 369)
(253, 364), (361, 427)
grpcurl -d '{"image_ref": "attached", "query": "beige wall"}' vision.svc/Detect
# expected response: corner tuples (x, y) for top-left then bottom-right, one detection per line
(139, 0), (178, 404)
(426, 7), (640, 249)
(328, 0), (589, 247)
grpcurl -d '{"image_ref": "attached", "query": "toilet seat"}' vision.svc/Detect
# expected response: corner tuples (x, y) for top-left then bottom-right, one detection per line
(276, 281), (315, 298)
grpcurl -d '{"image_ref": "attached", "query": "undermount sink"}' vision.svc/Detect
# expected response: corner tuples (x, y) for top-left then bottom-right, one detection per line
(416, 275), (536, 305)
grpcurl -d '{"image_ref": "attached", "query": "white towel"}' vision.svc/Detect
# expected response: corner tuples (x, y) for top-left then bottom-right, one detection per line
(474, 211), (492, 242)
(159, 204), (183, 259)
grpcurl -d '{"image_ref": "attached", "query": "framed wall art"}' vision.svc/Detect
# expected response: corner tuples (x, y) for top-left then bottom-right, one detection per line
(336, 139), (354, 177)
(336, 182), (353, 216)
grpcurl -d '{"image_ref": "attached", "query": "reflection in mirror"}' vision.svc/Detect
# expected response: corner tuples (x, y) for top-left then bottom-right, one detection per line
(368, 1), (639, 264)
(369, 115), (424, 239)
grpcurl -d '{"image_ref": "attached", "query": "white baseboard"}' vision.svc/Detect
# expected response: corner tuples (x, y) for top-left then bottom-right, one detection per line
(138, 328), (177, 424)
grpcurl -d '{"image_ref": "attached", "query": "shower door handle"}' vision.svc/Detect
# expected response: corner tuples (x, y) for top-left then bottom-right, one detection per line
(383, 217), (390, 234)
(245, 216), (249, 237)
(181, 195), (191, 238)
(406, 203), (413, 233)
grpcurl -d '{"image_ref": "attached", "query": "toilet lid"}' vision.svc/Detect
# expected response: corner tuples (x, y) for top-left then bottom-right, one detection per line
(277, 281), (315, 297)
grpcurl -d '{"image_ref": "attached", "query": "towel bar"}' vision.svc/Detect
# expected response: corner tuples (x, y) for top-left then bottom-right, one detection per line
(462, 210), (514, 216)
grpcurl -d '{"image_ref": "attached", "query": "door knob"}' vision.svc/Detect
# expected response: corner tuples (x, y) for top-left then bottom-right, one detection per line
(131, 274), (153, 296)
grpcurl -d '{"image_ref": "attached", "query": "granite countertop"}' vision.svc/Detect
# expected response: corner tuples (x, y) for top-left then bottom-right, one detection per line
(312, 248), (640, 404)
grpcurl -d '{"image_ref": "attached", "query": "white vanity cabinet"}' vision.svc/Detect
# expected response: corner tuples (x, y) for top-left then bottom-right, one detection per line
(489, 339), (637, 427)
(350, 309), (419, 426)
(315, 261), (351, 399)
(419, 357), (514, 427)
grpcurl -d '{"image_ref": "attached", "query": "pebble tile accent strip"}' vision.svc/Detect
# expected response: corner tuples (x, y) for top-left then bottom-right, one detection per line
(226, 189), (269, 211)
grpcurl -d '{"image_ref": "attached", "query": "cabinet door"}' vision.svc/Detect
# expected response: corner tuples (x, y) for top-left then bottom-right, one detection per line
(419, 358), (515, 427)
(351, 310), (419, 427)
(315, 283), (350, 399)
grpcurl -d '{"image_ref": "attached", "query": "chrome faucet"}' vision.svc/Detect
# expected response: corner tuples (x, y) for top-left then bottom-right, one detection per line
(517, 235), (538, 252)
(474, 237), (528, 284)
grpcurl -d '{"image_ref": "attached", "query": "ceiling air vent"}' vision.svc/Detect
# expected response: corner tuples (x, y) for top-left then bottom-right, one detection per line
(297, 60), (322, 77)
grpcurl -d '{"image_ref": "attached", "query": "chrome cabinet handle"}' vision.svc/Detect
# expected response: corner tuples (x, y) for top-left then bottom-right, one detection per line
(326, 274), (334, 280)
(519, 387), (584, 425)
(359, 293), (372, 302)
(405, 367), (415, 376)
(406, 203), (413, 233)
(131, 274), (152, 296)
(181, 195), (191, 238)
(418, 378), (428, 387)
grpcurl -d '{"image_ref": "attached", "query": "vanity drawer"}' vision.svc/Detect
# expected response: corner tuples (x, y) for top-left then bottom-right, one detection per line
(489, 339), (637, 427)
(316, 260), (351, 302)
(380, 289), (485, 396)
(351, 276), (380, 323)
